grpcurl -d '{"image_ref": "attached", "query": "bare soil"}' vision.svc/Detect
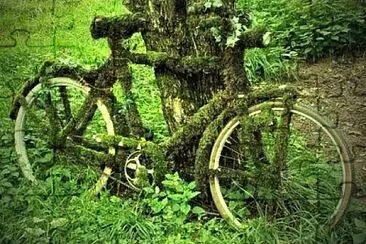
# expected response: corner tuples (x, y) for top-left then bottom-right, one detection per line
(295, 56), (366, 200)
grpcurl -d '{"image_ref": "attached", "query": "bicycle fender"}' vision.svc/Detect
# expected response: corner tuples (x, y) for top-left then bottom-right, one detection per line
(194, 108), (236, 195)
(9, 61), (59, 120)
(9, 61), (94, 120)
(9, 77), (41, 120)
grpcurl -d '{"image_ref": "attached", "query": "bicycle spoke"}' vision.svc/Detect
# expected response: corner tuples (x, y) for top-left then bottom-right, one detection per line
(223, 144), (243, 156)
(240, 116), (269, 165)
(228, 134), (240, 144)
(43, 91), (62, 143)
(209, 102), (352, 229)
(64, 140), (113, 167)
(210, 166), (253, 181)
(59, 86), (73, 123)
(59, 95), (95, 140)
(273, 107), (292, 171)
(75, 104), (98, 135)
(220, 154), (242, 162)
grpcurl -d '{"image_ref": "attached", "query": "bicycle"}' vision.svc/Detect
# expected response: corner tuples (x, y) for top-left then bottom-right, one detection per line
(10, 12), (353, 230)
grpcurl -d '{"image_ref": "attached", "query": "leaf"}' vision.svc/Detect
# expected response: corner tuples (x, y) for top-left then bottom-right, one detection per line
(226, 36), (239, 47)
(192, 206), (206, 215)
(354, 218), (366, 229)
(172, 203), (180, 212)
(168, 194), (182, 201)
(37, 152), (53, 164)
(180, 204), (191, 215)
(110, 196), (121, 203)
(33, 217), (46, 223)
(204, 2), (212, 9)
(25, 227), (45, 237)
(1, 169), (10, 175)
(1, 196), (11, 203)
(352, 233), (366, 244)
(1, 181), (12, 188)
(187, 191), (200, 199)
(143, 186), (154, 194)
(187, 181), (196, 190)
(50, 218), (68, 229)
(212, 0), (223, 8)
(331, 36), (340, 41)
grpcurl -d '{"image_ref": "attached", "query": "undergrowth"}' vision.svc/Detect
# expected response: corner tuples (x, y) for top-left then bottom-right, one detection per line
(1, 0), (366, 243)
(240, 0), (366, 82)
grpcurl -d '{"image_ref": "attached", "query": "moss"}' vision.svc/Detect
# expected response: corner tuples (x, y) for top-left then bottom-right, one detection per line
(122, 0), (147, 13)
(116, 65), (146, 137)
(180, 55), (218, 73)
(162, 90), (233, 153)
(238, 28), (269, 48)
(64, 142), (114, 167)
(145, 51), (169, 63)
(140, 141), (167, 183)
(187, 2), (229, 17)
(194, 107), (236, 197)
(249, 84), (298, 105)
(221, 46), (250, 94)
(10, 60), (91, 119)
(272, 92), (295, 173)
(11, 0), (301, 195)
(82, 134), (166, 179)
(238, 105), (271, 166)
(197, 16), (225, 29)
(90, 13), (148, 40)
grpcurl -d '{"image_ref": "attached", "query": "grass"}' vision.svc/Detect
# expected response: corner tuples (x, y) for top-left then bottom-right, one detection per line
(1, 0), (366, 243)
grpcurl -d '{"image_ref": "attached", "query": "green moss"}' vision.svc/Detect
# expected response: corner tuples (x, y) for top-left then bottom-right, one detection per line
(90, 13), (148, 40)
(162, 90), (233, 153)
(65, 142), (114, 166)
(194, 107), (236, 196)
(180, 55), (218, 73)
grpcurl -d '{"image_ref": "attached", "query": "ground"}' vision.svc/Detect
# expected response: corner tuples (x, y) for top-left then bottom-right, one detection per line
(296, 56), (366, 200)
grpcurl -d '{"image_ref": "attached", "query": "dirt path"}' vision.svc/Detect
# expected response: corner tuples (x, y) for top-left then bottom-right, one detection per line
(295, 56), (366, 199)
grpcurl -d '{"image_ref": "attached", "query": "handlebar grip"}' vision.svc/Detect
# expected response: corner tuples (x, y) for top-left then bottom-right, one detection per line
(90, 16), (111, 39)
(90, 14), (148, 40)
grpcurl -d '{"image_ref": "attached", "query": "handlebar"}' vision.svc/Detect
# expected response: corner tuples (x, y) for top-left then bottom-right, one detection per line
(90, 14), (148, 40)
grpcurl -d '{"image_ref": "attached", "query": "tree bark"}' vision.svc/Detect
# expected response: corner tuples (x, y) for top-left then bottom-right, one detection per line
(120, 0), (263, 180)
(124, 0), (244, 133)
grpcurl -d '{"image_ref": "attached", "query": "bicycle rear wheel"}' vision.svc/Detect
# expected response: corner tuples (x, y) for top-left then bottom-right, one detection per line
(209, 101), (352, 229)
(14, 77), (115, 194)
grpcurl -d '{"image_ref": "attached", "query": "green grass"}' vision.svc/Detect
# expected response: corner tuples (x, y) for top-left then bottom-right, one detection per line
(1, 0), (366, 243)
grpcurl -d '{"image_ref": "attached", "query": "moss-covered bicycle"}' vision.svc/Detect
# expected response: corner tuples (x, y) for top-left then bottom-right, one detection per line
(10, 11), (352, 230)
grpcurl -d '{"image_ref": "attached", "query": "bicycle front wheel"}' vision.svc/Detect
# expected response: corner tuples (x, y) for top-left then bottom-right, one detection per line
(209, 101), (352, 229)
(14, 77), (115, 194)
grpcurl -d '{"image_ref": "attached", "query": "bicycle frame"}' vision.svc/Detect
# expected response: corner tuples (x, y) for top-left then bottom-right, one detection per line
(9, 26), (298, 190)
(10, 10), (353, 231)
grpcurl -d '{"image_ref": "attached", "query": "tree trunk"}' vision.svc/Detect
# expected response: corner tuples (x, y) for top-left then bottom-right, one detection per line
(120, 0), (264, 182)
(124, 0), (246, 132)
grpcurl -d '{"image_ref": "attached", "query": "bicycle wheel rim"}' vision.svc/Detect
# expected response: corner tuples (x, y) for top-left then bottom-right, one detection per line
(209, 102), (352, 229)
(14, 77), (115, 194)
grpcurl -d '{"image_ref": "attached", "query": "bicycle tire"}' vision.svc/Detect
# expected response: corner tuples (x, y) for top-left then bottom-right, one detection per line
(14, 77), (115, 194)
(209, 101), (352, 229)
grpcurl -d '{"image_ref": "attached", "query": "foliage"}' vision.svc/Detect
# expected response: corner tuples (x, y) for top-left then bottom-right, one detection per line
(239, 0), (366, 60)
(204, 0), (224, 9)
(142, 173), (205, 228)
(245, 47), (298, 82)
(240, 0), (366, 82)
(0, 0), (365, 243)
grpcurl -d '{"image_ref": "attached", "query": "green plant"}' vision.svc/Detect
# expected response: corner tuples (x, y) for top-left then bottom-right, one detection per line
(239, 0), (366, 60)
(0, 0), (364, 242)
(142, 173), (206, 228)
(244, 47), (298, 82)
